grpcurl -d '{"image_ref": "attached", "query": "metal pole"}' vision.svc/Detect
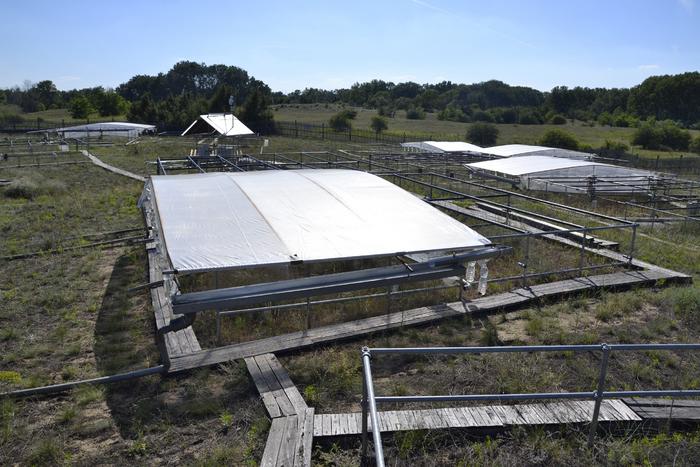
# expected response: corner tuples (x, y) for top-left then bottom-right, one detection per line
(588, 343), (611, 447)
(628, 224), (637, 266)
(361, 356), (369, 465)
(361, 347), (385, 467)
(216, 311), (221, 344)
(579, 227), (587, 277)
(305, 297), (311, 332)
(522, 234), (530, 288)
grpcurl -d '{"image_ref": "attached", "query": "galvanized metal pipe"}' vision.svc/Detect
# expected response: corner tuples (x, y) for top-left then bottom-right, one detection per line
(361, 348), (385, 467)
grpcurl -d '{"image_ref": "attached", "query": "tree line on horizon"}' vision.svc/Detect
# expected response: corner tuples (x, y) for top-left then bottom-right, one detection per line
(1, 61), (699, 136)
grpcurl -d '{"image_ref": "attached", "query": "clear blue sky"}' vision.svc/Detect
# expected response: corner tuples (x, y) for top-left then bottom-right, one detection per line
(1, 0), (698, 93)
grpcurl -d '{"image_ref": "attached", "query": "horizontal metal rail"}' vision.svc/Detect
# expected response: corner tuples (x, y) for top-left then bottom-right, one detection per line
(361, 343), (700, 465)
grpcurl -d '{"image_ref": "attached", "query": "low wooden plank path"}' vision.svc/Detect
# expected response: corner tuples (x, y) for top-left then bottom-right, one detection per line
(81, 150), (146, 182)
(143, 199), (201, 362)
(623, 398), (700, 422)
(246, 353), (313, 467)
(312, 400), (641, 437)
(167, 268), (686, 373)
(245, 353), (308, 418)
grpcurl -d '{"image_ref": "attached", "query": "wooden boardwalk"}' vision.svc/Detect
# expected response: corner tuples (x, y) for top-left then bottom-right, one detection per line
(623, 398), (700, 422)
(245, 353), (308, 418)
(143, 201), (201, 362)
(167, 268), (685, 373)
(81, 150), (146, 182)
(246, 354), (313, 467)
(312, 400), (641, 437)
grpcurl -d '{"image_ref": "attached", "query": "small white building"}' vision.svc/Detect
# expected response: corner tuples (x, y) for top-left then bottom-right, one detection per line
(182, 114), (254, 137)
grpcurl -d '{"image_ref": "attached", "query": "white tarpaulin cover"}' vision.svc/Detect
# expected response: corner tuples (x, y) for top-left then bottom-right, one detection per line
(181, 113), (254, 136)
(467, 155), (600, 176)
(145, 169), (490, 272)
(401, 141), (484, 153)
(482, 144), (594, 160)
(35, 122), (156, 138)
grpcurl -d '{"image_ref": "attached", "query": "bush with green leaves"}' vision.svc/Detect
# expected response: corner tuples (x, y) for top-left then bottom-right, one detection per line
(437, 105), (469, 122)
(690, 136), (700, 155)
(329, 111), (352, 131)
(370, 115), (388, 135)
(69, 95), (94, 119)
(405, 105), (426, 120)
(466, 122), (499, 146)
(549, 114), (567, 125)
(539, 129), (580, 150)
(631, 120), (691, 150)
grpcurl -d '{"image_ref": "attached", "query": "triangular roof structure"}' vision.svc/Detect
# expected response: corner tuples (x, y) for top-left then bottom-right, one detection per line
(181, 113), (254, 136)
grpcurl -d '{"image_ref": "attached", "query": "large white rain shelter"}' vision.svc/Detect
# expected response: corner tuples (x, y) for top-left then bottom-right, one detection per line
(181, 113), (254, 137)
(37, 122), (156, 138)
(482, 144), (594, 160)
(467, 155), (658, 194)
(143, 169), (491, 273)
(401, 141), (484, 153)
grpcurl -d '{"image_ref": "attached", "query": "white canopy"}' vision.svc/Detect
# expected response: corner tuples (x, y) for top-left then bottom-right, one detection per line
(483, 144), (594, 160)
(181, 113), (254, 136)
(144, 169), (490, 273)
(401, 141), (484, 153)
(467, 155), (600, 176)
(37, 122), (155, 138)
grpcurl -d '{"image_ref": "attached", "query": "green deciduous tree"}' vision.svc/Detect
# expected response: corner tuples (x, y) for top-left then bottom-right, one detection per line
(370, 115), (388, 135)
(466, 123), (499, 146)
(329, 111), (352, 131)
(69, 95), (93, 119)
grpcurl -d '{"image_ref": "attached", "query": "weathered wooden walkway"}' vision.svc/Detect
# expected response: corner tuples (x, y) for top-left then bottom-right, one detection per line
(313, 399), (641, 437)
(245, 354), (313, 467)
(81, 150), (146, 182)
(143, 200), (201, 362)
(167, 267), (687, 373)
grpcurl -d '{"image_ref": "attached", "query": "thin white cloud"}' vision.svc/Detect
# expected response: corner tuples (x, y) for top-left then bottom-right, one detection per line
(411, 0), (452, 15)
(678, 0), (694, 11)
(637, 64), (660, 70)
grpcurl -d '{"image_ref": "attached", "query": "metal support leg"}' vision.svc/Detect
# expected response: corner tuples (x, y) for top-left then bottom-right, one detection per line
(305, 297), (311, 332)
(579, 228), (587, 277)
(361, 363), (369, 466)
(588, 343), (611, 447)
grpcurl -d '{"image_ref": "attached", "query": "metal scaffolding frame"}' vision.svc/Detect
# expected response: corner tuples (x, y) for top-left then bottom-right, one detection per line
(360, 343), (700, 467)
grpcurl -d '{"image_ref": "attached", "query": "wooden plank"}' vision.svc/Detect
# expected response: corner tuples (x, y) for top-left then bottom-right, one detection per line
(322, 414), (332, 437)
(313, 415), (323, 437)
(623, 397), (700, 408)
(294, 408), (315, 467)
(244, 357), (282, 419)
(277, 415), (299, 466)
(608, 399), (642, 421)
(255, 355), (296, 417)
(260, 417), (287, 467)
(266, 354), (308, 413)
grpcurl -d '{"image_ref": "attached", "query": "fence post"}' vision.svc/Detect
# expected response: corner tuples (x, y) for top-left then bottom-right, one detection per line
(522, 234), (530, 288)
(305, 297), (311, 332)
(588, 343), (611, 447)
(628, 224), (637, 266)
(579, 227), (587, 277)
(322, 123), (325, 140)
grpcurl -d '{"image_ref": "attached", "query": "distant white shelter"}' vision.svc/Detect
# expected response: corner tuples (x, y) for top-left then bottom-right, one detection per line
(38, 122), (156, 139)
(182, 113), (254, 137)
(482, 144), (594, 160)
(466, 155), (659, 194)
(401, 141), (484, 153)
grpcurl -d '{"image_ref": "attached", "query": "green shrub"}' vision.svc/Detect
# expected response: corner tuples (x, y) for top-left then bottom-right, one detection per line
(405, 106), (426, 120)
(539, 129), (579, 150)
(328, 112), (352, 131)
(549, 114), (567, 125)
(689, 136), (700, 155)
(466, 122), (499, 146)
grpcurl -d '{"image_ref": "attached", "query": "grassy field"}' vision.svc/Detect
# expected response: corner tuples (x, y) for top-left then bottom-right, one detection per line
(273, 103), (700, 160)
(1, 135), (700, 464)
(0, 104), (127, 126)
